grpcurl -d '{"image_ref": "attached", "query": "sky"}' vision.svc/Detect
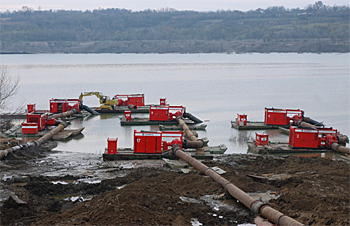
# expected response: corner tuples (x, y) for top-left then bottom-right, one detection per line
(0, 0), (349, 12)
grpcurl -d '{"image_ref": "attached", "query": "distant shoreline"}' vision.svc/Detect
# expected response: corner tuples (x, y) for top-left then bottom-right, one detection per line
(1, 39), (349, 54)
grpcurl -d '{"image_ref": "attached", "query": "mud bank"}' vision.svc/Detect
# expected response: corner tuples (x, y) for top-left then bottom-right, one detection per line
(0, 146), (349, 225)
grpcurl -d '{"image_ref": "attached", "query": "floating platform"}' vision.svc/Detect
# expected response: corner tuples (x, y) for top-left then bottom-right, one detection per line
(93, 105), (150, 114)
(120, 117), (197, 126)
(4, 125), (84, 140)
(231, 120), (288, 130)
(102, 148), (213, 161)
(185, 144), (227, 154)
(247, 142), (332, 155)
(159, 124), (207, 131)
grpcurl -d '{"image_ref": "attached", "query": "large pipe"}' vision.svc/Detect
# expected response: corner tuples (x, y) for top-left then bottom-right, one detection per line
(50, 109), (78, 119)
(80, 104), (100, 115)
(338, 135), (349, 146)
(303, 117), (324, 127)
(183, 112), (203, 123)
(172, 146), (304, 226)
(330, 143), (350, 154)
(0, 109), (76, 160)
(176, 117), (204, 148)
(295, 120), (318, 129)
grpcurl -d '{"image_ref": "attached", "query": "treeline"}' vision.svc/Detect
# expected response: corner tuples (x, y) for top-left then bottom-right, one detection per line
(0, 1), (349, 53)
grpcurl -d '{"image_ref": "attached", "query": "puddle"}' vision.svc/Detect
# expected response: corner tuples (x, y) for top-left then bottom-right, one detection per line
(117, 184), (127, 189)
(247, 191), (280, 203)
(200, 194), (240, 212)
(77, 179), (102, 184)
(180, 196), (203, 204)
(51, 180), (78, 185)
(191, 218), (203, 226)
(64, 195), (93, 202)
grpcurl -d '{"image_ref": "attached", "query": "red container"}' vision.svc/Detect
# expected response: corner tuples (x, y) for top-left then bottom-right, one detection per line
(107, 138), (118, 154)
(50, 99), (80, 114)
(255, 132), (269, 146)
(115, 94), (145, 107)
(149, 106), (169, 121)
(21, 122), (38, 134)
(264, 108), (303, 126)
(134, 131), (162, 153)
(237, 114), (247, 126)
(160, 98), (166, 105)
(128, 94), (144, 106)
(289, 126), (337, 149)
(27, 103), (36, 113)
(124, 111), (131, 121)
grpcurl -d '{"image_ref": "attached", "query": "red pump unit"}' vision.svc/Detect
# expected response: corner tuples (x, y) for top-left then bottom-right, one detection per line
(289, 126), (337, 149)
(265, 108), (303, 126)
(21, 112), (49, 134)
(149, 105), (184, 121)
(114, 94), (145, 107)
(134, 130), (183, 154)
(50, 99), (80, 114)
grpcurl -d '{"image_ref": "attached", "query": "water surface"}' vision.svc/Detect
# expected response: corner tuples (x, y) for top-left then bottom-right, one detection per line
(1, 53), (349, 154)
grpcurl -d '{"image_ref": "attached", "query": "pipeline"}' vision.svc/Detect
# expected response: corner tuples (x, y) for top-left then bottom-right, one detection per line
(0, 109), (77, 160)
(79, 104), (100, 115)
(303, 117), (324, 127)
(171, 145), (304, 226)
(330, 143), (350, 155)
(183, 112), (203, 123)
(294, 120), (318, 129)
(50, 109), (78, 119)
(338, 135), (349, 146)
(176, 117), (204, 148)
(128, 104), (138, 110)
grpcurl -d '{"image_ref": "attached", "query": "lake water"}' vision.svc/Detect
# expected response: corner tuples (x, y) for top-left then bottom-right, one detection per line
(1, 53), (349, 155)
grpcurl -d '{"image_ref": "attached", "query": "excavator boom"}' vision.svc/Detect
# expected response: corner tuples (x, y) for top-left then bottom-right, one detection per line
(79, 92), (120, 110)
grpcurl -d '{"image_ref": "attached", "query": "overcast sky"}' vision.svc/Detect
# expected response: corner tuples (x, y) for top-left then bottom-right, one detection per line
(1, 0), (349, 12)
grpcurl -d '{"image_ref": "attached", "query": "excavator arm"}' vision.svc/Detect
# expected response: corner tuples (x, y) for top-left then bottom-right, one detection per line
(79, 92), (120, 110)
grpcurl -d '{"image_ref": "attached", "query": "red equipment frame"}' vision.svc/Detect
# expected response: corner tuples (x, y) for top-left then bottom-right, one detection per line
(237, 113), (247, 126)
(27, 103), (36, 113)
(255, 132), (269, 146)
(160, 98), (166, 105)
(107, 138), (118, 154)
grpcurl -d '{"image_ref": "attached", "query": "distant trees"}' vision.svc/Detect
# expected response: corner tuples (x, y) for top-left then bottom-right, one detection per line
(1, 4), (349, 42)
(0, 2), (349, 53)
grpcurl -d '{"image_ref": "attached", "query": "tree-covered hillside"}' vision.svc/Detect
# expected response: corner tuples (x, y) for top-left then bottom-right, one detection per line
(1, 1), (349, 53)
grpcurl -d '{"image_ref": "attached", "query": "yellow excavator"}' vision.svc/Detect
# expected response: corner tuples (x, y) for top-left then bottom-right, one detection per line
(79, 92), (121, 110)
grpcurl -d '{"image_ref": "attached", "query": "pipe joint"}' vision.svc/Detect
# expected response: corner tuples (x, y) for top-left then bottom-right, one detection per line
(203, 167), (212, 175)
(250, 200), (269, 214)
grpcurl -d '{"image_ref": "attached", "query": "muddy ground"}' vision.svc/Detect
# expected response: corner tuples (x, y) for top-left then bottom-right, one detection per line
(0, 144), (349, 226)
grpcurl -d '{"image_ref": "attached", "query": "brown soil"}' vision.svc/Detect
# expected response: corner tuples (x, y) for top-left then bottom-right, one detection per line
(0, 147), (349, 226)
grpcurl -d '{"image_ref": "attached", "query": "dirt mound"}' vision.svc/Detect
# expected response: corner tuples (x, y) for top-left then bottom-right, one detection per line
(1, 154), (349, 225)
